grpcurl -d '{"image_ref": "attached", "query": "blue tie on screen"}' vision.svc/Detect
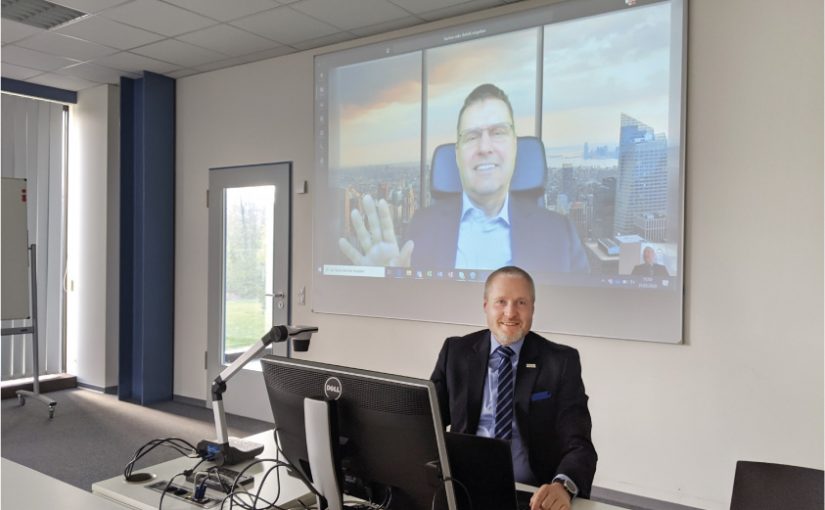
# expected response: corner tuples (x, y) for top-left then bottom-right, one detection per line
(494, 346), (516, 440)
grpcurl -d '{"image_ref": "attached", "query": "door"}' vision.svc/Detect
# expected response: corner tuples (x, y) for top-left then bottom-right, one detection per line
(207, 162), (290, 421)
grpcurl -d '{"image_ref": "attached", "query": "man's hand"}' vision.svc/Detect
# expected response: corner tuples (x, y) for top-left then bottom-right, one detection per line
(338, 194), (414, 267)
(529, 482), (571, 510)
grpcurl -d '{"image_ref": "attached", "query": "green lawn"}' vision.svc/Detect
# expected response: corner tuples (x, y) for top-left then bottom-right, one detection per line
(225, 299), (265, 352)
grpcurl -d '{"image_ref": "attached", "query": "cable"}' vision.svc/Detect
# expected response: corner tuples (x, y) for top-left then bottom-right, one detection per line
(158, 471), (186, 510)
(430, 476), (472, 510)
(123, 438), (200, 482)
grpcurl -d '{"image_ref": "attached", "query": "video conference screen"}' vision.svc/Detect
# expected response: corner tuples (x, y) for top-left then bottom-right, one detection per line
(312, 0), (686, 343)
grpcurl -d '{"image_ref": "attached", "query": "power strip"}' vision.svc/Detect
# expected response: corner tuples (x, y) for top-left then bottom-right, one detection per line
(146, 480), (220, 508)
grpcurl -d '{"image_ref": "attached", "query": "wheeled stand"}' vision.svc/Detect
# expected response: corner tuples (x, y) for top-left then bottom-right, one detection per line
(2, 245), (57, 418)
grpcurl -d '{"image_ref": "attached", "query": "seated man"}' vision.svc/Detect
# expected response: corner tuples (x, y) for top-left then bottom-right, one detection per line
(339, 83), (589, 274)
(631, 246), (669, 277)
(431, 266), (597, 510)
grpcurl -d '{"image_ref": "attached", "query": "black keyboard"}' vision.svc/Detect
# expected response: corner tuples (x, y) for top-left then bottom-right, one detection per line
(185, 467), (254, 493)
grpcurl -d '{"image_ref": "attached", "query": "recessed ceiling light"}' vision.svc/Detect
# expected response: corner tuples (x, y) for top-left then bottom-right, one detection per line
(2, 0), (87, 30)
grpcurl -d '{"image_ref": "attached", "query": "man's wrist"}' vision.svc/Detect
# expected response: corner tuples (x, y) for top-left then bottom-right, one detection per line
(552, 475), (578, 499)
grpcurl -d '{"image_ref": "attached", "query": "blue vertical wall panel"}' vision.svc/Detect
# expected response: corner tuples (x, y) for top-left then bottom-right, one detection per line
(119, 72), (175, 405)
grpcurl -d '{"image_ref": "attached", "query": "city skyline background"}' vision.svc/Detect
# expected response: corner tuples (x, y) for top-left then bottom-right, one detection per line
(329, 1), (672, 169)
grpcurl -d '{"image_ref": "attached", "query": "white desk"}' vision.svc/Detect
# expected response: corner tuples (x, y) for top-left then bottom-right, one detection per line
(2, 458), (124, 510)
(93, 431), (311, 510)
(93, 431), (622, 510)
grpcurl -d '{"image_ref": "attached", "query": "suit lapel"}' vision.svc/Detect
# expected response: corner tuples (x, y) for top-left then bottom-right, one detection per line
(514, 333), (540, 438)
(465, 331), (490, 433)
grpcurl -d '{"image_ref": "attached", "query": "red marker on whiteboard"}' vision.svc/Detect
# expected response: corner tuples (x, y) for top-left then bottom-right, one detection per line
(21, 188), (27, 202)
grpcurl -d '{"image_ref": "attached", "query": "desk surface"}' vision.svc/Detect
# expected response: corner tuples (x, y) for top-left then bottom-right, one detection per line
(93, 431), (310, 510)
(93, 431), (621, 510)
(2, 458), (124, 510)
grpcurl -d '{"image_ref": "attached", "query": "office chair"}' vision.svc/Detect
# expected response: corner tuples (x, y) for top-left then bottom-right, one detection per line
(430, 136), (547, 201)
(729, 460), (823, 510)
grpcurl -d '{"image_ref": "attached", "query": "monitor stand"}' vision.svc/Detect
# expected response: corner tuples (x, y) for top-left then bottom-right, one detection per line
(304, 397), (344, 510)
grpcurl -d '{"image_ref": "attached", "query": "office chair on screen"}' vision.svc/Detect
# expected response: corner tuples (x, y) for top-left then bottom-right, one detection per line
(729, 460), (823, 510)
(430, 136), (547, 203)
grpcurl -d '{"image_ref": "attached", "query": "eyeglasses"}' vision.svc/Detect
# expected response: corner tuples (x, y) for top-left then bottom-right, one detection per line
(458, 122), (514, 146)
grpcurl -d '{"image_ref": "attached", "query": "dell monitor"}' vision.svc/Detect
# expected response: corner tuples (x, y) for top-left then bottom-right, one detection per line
(261, 355), (457, 510)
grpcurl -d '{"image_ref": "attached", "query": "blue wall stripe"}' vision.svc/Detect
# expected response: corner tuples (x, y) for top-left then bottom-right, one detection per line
(1, 77), (77, 104)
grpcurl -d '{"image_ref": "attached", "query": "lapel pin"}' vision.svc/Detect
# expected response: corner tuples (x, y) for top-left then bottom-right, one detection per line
(526, 363), (536, 368)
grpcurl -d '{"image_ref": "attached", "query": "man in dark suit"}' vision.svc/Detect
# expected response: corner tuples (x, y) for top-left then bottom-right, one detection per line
(631, 246), (669, 278)
(338, 84), (589, 274)
(431, 266), (596, 510)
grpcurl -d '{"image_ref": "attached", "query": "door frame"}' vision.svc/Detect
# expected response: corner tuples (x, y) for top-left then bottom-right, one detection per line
(206, 161), (291, 420)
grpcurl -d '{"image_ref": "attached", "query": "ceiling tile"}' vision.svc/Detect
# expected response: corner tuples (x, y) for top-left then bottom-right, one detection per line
(163, 0), (280, 22)
(55, 15), (165, 50)
(387, 0), (471, 15)
(131, 39), (224, 67)
(231, 6), (339, 45)
(101, 0), (216, 37)
(1, 19), (45, 44)
(238, 45), (296, 63)
(177, 24), (278, 57)
(193, 54), (252, 72)
(60, 61), (139, 83)
(29, 72), (98, 91)
(349, 15), (423, 37)
(291, 31), (355, 51)
(165, 68), (200, 79)
(416, 0), (504, 22)
(1, 62), (43, 80)
(51, 0), (132, 14)
(291, 0), (411, 31)
(16, 32), (119, 61)
(95, 50), (180, 74)
(2, 45), (81, 71)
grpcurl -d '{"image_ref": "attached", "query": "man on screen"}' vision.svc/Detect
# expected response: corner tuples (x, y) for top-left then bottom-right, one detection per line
(431, 266), (597, 510)
(338, 83), (589, 273)
(631, 246), (669, 278)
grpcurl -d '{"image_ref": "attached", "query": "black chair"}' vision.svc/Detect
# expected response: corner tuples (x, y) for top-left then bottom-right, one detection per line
(429, 136), (547, 202)
(729, 460), (823, 510)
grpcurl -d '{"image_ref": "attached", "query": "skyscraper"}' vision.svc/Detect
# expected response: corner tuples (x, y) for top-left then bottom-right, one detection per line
(613, 114), (669, 238)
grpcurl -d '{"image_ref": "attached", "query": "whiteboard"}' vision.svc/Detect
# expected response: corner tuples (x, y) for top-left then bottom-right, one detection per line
(2, 178), (30, 320)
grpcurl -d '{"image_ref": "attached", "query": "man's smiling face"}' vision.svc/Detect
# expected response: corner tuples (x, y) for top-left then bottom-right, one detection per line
(483, 273), (534, 346)
(456, 98), (517, 212)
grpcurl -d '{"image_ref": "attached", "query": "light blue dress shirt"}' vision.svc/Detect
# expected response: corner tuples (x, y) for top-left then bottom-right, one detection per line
(455, 193), (512, 270)
(477, 335), (579, 496)
(477, 335), (536, 485)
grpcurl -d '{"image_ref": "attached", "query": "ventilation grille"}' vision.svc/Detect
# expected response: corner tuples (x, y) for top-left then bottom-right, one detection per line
(2, 0), (86, 29)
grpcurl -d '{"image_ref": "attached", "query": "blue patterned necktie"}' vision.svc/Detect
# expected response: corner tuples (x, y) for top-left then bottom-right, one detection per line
(494, 346), (516, 440)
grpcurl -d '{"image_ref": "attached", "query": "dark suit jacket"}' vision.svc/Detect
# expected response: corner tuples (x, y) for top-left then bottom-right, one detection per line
(405, 196), (590, 273)
(631, 263), (669, 278)
(431, 330), (597, 497)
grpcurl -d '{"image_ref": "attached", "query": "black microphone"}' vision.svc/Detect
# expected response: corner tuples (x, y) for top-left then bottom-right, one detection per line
(260, 325), (318, 351)
(261, 325), (289, 345)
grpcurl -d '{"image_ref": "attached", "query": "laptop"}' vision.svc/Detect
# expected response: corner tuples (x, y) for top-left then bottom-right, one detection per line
(440, 432), (534, 510)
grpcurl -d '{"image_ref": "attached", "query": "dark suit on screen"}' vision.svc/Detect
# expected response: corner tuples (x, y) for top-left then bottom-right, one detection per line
(430, 330), (597, 498)
(631, 262), (669, 278)
(405, 195), (590, 274)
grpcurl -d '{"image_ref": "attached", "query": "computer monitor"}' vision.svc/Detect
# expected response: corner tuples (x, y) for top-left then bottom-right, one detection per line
(261, 355), (457, 510)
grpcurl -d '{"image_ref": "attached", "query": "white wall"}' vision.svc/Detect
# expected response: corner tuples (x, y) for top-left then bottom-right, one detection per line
(174, 0), (824, 508)
(67, 84), (119, 390)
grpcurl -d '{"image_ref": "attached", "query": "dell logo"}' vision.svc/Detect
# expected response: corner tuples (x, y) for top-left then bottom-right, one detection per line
(323, 377), (343, 400)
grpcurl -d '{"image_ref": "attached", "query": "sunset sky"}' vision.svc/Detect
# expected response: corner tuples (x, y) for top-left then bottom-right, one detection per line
(328, 1), (675, 168)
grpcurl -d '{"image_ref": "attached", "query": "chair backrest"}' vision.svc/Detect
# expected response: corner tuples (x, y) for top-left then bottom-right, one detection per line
(729, 461), (823, 510)
(430, 136), (547, 200)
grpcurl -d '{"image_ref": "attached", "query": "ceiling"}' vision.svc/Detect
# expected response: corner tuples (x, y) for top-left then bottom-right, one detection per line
(2, 0), (522, 92)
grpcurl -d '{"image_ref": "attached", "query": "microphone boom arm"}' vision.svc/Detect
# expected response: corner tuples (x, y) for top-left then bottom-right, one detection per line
(199, 325), (318, 465)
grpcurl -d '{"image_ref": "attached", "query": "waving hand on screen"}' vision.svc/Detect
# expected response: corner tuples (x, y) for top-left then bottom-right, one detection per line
(338, 194), (414, 267)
